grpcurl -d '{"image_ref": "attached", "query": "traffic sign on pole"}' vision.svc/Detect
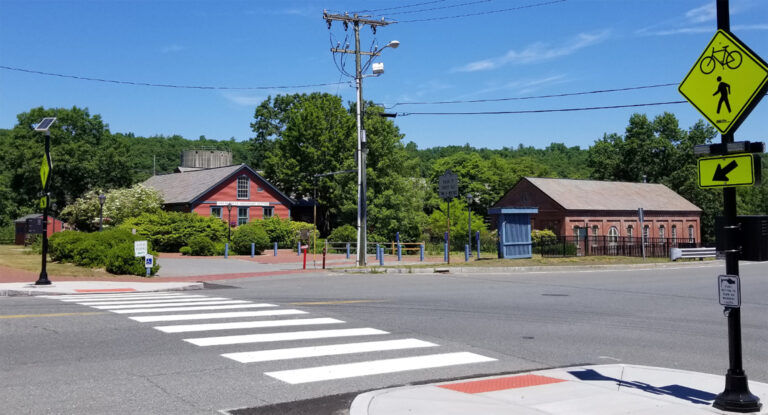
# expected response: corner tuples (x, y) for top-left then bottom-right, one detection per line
(697, 153), (760, 188)
(679, 30), (768, 134)
(40, 154), (51, 188)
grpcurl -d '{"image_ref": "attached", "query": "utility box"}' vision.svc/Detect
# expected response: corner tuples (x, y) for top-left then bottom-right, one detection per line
(488, 207), (538, 259)
(715, 216), (768, 261)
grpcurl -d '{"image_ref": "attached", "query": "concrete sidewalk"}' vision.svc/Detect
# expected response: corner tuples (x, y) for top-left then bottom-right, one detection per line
(351, 364), (767, 414)
(0, 280), (203, 296)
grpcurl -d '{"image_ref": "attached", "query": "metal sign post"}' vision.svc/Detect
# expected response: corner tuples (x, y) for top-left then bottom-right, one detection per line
(685, 1), (763, 412)
(34, 118), (56, 286)
(439, 170), (459, 264)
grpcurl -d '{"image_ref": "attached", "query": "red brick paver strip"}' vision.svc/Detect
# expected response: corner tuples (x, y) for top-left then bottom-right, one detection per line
(439, 374), (567, 394)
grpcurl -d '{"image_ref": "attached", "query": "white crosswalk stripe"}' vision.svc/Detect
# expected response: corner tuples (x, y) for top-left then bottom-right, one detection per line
(154, 317), (344, 333)
(130, 309), (305, 323)
(77, 297), (228, 306)
(91, 300), (250, 310)
(222, 339), (437, 363)
(40, 292), (497, 385)
(184, 328), (388, 346)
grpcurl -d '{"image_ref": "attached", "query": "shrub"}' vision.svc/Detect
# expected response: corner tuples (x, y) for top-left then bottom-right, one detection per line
(105, 243), (159, 276)
(214, 241), (227, 256)
(261, 216), (296, 248)
(232, 222), (270, 255)
(179, 246), (192, 256)
(327, 224), (356, 242)
(187, 235), (215, 256)
(531, 229), (558, 245)
(121, 211), (226, 252)
(50, 231), (88, 262)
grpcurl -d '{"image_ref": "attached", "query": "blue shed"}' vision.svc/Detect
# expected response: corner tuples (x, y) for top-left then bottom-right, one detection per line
(488, 207), (538, 259)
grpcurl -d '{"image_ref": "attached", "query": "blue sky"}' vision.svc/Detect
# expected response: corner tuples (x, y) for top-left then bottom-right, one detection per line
(1, 0), (767, 150)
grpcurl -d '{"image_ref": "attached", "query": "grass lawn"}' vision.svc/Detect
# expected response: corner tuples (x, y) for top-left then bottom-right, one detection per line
(0, 244), (116, 278)
(390, 252), (679, 269)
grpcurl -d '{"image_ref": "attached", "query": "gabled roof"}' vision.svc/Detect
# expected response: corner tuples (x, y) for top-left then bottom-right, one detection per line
(142, 164), (294, 206)
(522, 177), (701, 212)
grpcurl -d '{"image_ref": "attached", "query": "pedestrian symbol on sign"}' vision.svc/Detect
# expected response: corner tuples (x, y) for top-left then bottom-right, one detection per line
(714, 76), (731, 114)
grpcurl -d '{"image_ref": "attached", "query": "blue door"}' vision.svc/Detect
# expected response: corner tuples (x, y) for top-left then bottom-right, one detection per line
(498, 213), (532, 259)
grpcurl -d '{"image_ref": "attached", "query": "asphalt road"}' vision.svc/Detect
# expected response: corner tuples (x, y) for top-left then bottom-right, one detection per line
(2, 261), (767, 414)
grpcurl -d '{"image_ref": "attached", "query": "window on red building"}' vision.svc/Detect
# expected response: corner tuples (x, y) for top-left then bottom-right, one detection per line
(238, 207), (249, 225)
(211, 206), (222, 219)
(263, 206), (273, 219)
(237, 176), (250, 199)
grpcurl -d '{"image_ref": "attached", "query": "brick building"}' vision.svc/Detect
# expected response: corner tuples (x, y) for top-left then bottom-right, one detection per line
(142, 164), (303, 224)
(493, 177), (702, 243)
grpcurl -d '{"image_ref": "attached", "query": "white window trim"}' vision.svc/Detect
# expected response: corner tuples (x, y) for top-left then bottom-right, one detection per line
(237, 176), (250, 200)
(237, 206), (249, 225)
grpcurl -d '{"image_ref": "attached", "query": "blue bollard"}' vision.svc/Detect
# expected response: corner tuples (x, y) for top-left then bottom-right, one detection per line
(297, 241), (301, 256)
(251, 243), (255, 258)
(444, 242), (448, 262)
(476, 231), (481, 259)
(420, 244), (424, 262)
(274, 242), (278, 256)
(346, 243), (350, 259)
(465, 244), (469, 262)
(397, 243), (402, 261)
(379, 246), (384, 266)
(376, 243), (381, 260)
(224, 243), (229, 259)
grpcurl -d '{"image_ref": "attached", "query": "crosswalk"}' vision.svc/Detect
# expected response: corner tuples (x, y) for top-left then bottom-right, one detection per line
(40, 291), (496, 385)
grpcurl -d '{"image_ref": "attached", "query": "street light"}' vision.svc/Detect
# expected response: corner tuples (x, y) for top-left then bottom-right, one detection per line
(354, 39), (400, 266)
(227, 203), (233, 243)
(98, 194), (106, 231)
(467, 193), (472, 257)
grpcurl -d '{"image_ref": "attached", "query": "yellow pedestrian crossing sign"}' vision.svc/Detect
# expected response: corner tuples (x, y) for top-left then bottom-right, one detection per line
(40, 154), (51, 188)
(679, 30), (768, 134)
(698, 153), (760, 188)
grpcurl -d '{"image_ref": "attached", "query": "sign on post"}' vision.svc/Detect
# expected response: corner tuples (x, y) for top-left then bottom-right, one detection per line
(40, 154), (51, 188)
(698, 153), (760, 188)
(438, 170), (458, 200)
(718, 274), (741, 308)
(134, 240), (148, 257)
(144, 254), (154, 268)
(679, 30), (768, 134)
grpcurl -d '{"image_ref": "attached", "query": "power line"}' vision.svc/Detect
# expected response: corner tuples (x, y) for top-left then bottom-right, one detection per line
(395, 0), (567, 23)
(354, 0), (447, 14)
(382, 0), (494, 16)
(399, 100), (689, 116)
(386, 83), (680, 108)
(0, 65), (351, 90)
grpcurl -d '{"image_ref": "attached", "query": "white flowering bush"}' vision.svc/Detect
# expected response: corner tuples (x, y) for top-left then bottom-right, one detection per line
(60, 185), (163, 231)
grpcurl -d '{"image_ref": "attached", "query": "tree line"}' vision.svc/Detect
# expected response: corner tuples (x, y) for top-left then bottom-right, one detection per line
(1, 96), (766, 244)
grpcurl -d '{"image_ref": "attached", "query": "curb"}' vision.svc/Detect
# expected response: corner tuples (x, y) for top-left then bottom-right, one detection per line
(0, 282), (204, 297)
(332, 260), (724, 275)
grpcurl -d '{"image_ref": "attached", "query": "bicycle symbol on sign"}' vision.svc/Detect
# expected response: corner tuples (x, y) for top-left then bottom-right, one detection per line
(699, 45), (742, 74)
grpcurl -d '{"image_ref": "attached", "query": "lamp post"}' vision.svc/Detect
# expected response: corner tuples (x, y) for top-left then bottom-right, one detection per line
(467, 193), (472, 257)
(34, 117), (56, 286)
(352, 38), (399, 267)
(227, 203), (233, 243)
(98, 194), (106, 231)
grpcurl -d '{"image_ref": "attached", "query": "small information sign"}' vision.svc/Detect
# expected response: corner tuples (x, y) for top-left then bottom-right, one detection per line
(718, 274), (741, 308)
(698, 153), (759, 188)
(134, 240), (148, 257)
(144, 254), (154, 268)
(438, 170), (459, 200)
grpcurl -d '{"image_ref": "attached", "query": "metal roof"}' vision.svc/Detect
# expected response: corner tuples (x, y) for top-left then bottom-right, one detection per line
(142, 164), (294, 206)
(523, 177), (702, 212)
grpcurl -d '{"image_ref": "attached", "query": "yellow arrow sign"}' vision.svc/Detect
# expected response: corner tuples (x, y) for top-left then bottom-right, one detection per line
(679, 30), (768, 134)
(40, 153), (51, 188)
(698, 153), (760, 188)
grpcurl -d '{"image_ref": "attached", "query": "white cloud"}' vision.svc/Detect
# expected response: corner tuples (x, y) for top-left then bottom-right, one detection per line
(222, 93), (265, 106)
(453, 31), (610, 72)
(685, 3), (716, 23)
(161, 44), (186, 54)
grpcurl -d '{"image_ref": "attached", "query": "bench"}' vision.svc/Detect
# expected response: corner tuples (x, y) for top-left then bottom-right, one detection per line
(670, 247), (717, 261)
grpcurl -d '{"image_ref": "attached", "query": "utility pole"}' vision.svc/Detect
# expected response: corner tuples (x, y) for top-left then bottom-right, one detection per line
(324, 11), (392, 266)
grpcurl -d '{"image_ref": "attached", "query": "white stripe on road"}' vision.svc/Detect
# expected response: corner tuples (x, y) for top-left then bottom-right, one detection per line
(78, 297), (228, 306)
(92, 300), (249, 310)
(110, 304), (276, 314)
(265, 352), (497, 384)
(130, 309), (303, 323)
(154, 318), (344, 333)
(185, 328), (387, 347)
(222, 338), (437, 363)
(51, 293), (191, 301)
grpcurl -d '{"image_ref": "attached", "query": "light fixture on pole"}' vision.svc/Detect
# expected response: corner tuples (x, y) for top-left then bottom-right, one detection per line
(98, 194), (106, 231)
(34, 117), (56, 286)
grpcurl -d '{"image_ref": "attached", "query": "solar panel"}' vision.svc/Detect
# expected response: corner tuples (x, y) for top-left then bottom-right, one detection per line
(34, 117), (56, 131)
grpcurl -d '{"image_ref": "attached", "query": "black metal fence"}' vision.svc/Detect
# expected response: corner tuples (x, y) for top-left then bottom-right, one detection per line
(535, 236), (703, 258)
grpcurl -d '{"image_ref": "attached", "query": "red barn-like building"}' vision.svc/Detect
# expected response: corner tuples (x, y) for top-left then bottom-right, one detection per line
(142, 164), (300, 223)
(493, 177), (702, 243)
